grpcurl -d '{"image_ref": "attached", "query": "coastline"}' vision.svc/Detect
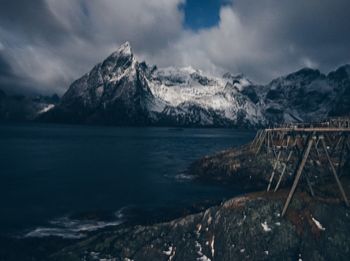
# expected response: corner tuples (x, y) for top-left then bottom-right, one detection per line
(52, 142), (350, 260)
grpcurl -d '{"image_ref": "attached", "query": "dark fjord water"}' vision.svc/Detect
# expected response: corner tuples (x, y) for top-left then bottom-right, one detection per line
(0, 123), (254, 238)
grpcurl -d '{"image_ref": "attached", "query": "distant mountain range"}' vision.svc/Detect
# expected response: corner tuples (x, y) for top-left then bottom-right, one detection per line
(2, 42), (350, 127)
(0, 89), (59, 122)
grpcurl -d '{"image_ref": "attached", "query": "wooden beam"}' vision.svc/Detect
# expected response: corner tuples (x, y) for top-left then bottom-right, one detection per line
(274, 162), (287, 192)
(285, 135), (290, 148)
(274, 147), (294, 192)
(337, 135), (346, 178)
(304, 173), (315, 197)
(282, 136), (314, 217)
(330, 136), (343, 157)
(255, 130), (267, 155)
(267, 150), (281, 191)
(320, 139), (350, 207)
(250, 130), (259, 150)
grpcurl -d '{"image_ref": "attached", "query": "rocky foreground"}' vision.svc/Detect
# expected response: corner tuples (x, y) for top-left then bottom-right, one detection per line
(52, 145), (350, 261)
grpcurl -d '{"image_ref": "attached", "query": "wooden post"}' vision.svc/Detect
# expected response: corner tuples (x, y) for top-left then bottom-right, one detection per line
(331, 136), (343, 157)
(250, 130), (259, 150)
(320, 138), (350, 207)
(304, 173), (315, 197)
(314, 138), (321, 158)
(267, 150), (281, 191)
(285, 135), (290, 148)
(252, 130), (263, 149)
(274, 163), (287, 192)
(274, 150), (293, 192)
(270, 132), (277, 158)
(281, 136), (314, 217)
(337, 135), (346, 178)
(256, 131), (267, 155)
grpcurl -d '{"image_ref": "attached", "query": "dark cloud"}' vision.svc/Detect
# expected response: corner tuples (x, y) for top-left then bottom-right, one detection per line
(0, 0), (349, 94)
(0, 53), (12, 76)
(233, 0), (350, 74)
(0, 0), (184, 94)
(0, 52), (39, 95)
(155, 0), (350, 82)
(0, 0), (68, 44)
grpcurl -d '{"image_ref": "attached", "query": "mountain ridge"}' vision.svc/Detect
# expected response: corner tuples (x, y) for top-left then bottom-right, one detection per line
(39, 42), (350, 127)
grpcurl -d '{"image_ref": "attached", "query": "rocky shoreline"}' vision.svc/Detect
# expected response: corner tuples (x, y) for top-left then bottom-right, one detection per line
(51, 144), (350, 261)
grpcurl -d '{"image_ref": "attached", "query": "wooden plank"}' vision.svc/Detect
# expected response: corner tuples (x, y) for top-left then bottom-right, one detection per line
(314, 138), (321, 158)
(305, 173), (315, 197)
(320, 139), (350, 207)
(255, 131), (267, 155)
(250, 130), (260, 150)
(269, 131), (277, 157)
(337, 135), (346, 178)
(285, 135), (290, 148)
(274, 150), (293, 192)
(282, 136), (314, 217)
(274, 162), (287, 192)
(267, 150), (281, 191)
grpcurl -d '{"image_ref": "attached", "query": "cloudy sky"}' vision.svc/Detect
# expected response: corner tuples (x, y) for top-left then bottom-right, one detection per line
(0, 0), (349, 95)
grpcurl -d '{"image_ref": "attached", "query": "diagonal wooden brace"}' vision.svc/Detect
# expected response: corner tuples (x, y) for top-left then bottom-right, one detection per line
(281, 136), (314, 217)
(320, 138), (350, 207)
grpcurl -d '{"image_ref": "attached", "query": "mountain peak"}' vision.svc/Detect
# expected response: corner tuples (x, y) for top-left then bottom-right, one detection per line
(102, 41), (135, 70)
(328, 64), (350, 80)
(118, 41), (132, 55)
(284, 67), (322, 81)
(223, 72), (246, 80)
(107, 41), (133, 61)
(335, 64), (350, 74)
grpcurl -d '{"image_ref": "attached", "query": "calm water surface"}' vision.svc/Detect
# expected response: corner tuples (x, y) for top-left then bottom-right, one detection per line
(0, 123), (254, 237)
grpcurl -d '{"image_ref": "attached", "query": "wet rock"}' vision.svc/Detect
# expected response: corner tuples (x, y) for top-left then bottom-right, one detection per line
(52, 143), (350, 260)
(53, 181), (350, 261)
(188, 145), (275, 191)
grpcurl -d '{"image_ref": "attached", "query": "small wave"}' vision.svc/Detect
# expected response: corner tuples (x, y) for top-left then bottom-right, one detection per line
(164, 171), (196, 182)
(24, 209), (126, 239)
(24, 227), (85, 239)
(174, 173), (196, 181)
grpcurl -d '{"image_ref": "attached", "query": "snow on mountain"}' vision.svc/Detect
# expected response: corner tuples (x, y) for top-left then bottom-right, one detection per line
(147, 66), (263, 125)
(41, 42), (350, 127)
(261, 67), (350, 123)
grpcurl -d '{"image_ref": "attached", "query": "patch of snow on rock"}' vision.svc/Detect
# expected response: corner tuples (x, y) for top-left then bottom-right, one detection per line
(195, 241), (211, 261)
(38, 104), (55, 114)
(311, 216), (326, 231)
(210, 235), (215, 257)
(261, 221), (272, 232)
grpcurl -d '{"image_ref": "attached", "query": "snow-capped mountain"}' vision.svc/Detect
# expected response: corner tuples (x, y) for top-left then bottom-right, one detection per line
(41, 42), (350, 127)
(262, 65), (350, 123)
